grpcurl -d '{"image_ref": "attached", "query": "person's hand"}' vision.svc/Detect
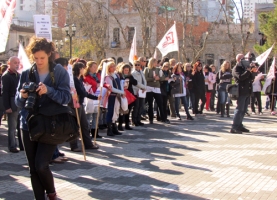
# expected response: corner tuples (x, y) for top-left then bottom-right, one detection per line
(5, 108), (12, 113)
(142, 90), (145, 93)
(98, 95), (102, 100)
(261, 75), (264, 79)
(155, 76), (160, 81)
(122, 92), (126, 98)
(165, 77), (169, 81)
(36, 82), (48, 96)
(20, 89), (28, 99)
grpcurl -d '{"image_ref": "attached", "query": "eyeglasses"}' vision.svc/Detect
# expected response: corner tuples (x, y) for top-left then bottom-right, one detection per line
(135, 64), (140, 66)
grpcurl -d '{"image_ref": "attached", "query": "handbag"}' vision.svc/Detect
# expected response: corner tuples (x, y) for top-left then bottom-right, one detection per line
(27, 103), (79, 145)
(84, 98), (99, 114)
(226, 84), (239, 100)
(26, 63), (79, 145)
(125, 89), (136, 105)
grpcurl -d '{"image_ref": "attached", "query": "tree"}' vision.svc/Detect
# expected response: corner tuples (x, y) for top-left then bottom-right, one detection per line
(254, 4), (277, 55)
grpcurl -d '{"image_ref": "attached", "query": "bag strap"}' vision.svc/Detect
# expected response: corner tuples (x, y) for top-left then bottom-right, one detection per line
(28, 63), (56, 87)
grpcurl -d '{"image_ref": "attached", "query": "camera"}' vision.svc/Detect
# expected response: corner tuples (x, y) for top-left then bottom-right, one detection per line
(240, 58), (251, 70)
(22, 82), (38, 110)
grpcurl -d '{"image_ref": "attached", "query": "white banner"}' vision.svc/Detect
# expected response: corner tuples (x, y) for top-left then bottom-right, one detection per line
(153, 49), (157, 59)
(33, 15), (52, 41)
(17, 44), (32, 74)
(0, 0), (16, 53)
(156, 23), (179, 57)
(256, 44), (274, 67)
(129, 28), (137, 65)
(262, 57), (275, 93)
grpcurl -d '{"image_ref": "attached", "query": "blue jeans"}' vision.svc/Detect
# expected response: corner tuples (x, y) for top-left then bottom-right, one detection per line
(174, 96), (190, 116)
(7, 110), (19, 150)
(232, 95), (250, 130)
(218, 90), (228, 104)
(86, 113), (97, 129)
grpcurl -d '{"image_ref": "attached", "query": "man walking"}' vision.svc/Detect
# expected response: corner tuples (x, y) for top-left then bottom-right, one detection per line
(230, 54), (253, 134)
(2, 56), (22, 152)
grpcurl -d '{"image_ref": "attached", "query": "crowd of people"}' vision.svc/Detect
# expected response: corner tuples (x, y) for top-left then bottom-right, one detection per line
(1, 36), (277, 199)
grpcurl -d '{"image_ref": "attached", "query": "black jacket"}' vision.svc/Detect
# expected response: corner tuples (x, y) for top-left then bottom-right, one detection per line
(160, 70), (171, 96)
(74, 76), (97, 104)
(118, 73), (137, 95)
(232, 63), (253, 96)
(1, 70), (20, 110)
(192, 70), (205, 94)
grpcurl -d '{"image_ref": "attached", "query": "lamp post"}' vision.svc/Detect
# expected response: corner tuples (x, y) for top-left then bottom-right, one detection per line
(55, 40), (64, 56)
(64, 23), (76, 58)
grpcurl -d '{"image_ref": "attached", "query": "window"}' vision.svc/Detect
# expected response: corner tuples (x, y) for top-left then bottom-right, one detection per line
(20, 5), (23, 10)
(20, 0), (23, 4)
(113, 28), (120, 43)
(117, 57), (123, 64)
(128, 27), (135, 42)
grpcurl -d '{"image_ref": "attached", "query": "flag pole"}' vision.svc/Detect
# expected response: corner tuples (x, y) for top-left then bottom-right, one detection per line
(93, 87), (103, 147)
(75, 107), (86, 161)
(271, 79), (275, 113)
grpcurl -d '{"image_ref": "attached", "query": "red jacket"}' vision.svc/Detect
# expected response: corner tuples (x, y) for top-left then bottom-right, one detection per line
(83, 73), (101, 93)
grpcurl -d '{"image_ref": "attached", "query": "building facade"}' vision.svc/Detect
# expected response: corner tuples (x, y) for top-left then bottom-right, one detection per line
(244, 0), (274, 22)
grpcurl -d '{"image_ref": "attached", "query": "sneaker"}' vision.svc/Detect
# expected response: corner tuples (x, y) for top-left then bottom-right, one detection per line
(264, 107), (268, 111)
(251, 112), (256, 115)
(240, 127), (250, 132)
(259, 112), (263, 115)
(271, 111), (276, 115)
(230, 128), (242, 134)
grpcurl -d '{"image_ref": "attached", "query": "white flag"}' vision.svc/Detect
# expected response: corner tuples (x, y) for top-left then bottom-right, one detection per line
(256, 44), (274, 66)
(262, 57), (275, 93)
(17, 44), (32, 74)
(153, 49), (157, 59)
(0, 0), (16, 53)
(156, 23), (179, 57)
(244, 52), (250, 60)
(129, 28), (137, 65)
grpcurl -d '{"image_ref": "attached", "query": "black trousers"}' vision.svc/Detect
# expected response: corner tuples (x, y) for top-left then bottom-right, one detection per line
(250, 92), (262, 113)
(146, 92), (165, 121)
(268, 94), (277, 112)
(22, 130), (56, 200)
(132, 97), (144, 124)
(194, 91), (206, 114)
(161, 94), (168, 120)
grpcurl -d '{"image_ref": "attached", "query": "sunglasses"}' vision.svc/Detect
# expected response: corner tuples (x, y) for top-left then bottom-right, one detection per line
(135, 64), (140, 66)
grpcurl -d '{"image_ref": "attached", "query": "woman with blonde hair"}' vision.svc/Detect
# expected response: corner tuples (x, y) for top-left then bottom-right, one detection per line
(104, 61), (124, 136)
(83, 61), (102, 138)
(216, 60), (232, 117)
(144, 57), (169, 124)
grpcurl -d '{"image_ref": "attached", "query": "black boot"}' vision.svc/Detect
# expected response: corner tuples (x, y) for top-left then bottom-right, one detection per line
(118, 123), (124, 131)
(107, 123), (114, 136)
(177, 113), (181, 120)
(125, 122), (133, 130)
(220, 104), (225, 117)
(187, 115), (194, 120)
(112, 123), (122, 135)
(226, 104), (230, 117)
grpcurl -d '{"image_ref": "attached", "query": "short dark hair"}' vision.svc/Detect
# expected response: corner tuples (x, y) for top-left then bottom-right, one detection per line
(72, 62), (85, 77)
(55, 58), (68, 67)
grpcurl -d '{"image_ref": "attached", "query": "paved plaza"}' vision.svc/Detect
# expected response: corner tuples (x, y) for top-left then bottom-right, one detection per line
(0, 103), (277, 200)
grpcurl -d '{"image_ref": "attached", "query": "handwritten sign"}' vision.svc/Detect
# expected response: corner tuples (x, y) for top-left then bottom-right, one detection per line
(33, 15), (52, 41)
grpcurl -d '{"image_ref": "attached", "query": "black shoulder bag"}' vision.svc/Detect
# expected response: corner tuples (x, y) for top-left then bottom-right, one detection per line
(27, 64), (79, 145)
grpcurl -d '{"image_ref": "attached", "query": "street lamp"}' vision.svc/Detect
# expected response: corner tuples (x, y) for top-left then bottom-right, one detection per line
(55, 40), (64, 56)
(64, 23), (76, 58)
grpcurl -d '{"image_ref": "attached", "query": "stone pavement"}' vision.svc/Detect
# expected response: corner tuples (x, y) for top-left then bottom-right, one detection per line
(0, 102), (277, 200)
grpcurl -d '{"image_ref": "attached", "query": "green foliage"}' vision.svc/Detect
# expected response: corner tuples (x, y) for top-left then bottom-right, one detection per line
(254, 5), (277, 55)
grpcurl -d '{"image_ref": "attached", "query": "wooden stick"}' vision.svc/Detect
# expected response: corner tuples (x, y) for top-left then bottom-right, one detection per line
(93, 86), (103, 146)
(75, 107), (86, 161)
(271, 79), (276, 112)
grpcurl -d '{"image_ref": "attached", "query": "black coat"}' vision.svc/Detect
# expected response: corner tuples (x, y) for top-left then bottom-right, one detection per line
(160, 70), (171, 96)
(232, 63), (253, 96)
(118, 73), (137, 95)
(192, 70), (205, 94)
